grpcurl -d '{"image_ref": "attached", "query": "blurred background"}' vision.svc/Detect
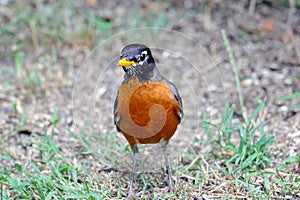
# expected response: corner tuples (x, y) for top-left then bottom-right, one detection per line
(0, 0), (299, 199)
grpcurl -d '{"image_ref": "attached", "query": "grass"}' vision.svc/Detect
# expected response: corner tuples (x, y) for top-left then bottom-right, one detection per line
(1, 1), (300, 199)
(219, 31), (274, 179)
(221, 30), (246, 120)
(278, 91), (300, 112)
(0, 136), (104, 200)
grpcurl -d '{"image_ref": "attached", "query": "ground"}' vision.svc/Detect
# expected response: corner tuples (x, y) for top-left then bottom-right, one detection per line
(0, 0), (300, 199)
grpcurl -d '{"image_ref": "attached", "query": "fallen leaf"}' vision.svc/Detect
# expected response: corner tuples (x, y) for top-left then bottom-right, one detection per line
(263, 17), (274, 32)
(282, 34), (291, 43)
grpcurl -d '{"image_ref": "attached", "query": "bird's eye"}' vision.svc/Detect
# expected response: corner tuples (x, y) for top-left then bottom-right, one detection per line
(138, 51), (148, 62)
(139, 54), (145, 62)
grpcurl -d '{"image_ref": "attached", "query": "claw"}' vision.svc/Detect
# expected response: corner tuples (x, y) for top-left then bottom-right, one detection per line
(126, 189), (137, 200)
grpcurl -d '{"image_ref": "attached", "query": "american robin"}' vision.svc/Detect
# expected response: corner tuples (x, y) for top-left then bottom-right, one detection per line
(113, 44), (183, 198)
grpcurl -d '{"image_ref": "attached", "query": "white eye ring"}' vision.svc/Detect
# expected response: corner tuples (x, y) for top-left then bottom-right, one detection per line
(141, 50), (147, 55)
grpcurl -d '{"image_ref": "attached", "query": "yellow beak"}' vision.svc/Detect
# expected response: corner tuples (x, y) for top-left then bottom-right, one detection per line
(118, 57), (136, 67)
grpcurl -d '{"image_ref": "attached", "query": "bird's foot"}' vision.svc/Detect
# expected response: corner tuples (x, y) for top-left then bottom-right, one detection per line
(169, 185), (176, 193)
(164, 184), (176, 194)
(126, 190), (137, 200)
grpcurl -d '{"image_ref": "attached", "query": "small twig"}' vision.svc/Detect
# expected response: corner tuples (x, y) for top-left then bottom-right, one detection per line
(248, 0), (256, 15)
(287, 0), (295, 33)
(287, 0), (300, 63)
(186, 155), (199, 171)
(263, 168), (290, 177)
(203, 2), (212, 30)
(29, 21), (39, 52)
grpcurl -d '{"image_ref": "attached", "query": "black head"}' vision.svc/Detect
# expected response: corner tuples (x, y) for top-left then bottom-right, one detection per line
(118, 44), (157, 81)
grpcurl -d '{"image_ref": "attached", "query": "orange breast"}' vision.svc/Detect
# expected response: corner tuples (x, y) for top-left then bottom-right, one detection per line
(117, 79), (180, 148)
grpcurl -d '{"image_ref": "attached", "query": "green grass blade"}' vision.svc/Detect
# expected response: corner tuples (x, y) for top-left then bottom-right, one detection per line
(221, 29), (246, 120)
(278, 91), (300, 101)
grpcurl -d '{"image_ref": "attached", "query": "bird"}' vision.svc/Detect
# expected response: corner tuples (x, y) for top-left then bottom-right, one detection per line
(113, 44), (183, 198)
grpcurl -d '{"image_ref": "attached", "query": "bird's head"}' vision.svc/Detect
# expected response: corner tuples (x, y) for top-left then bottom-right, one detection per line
(118, 44), (156, 81)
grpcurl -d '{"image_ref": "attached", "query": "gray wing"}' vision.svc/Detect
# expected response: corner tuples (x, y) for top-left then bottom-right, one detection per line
(165, 80), (183, 124)
(113, 90), (121, 132)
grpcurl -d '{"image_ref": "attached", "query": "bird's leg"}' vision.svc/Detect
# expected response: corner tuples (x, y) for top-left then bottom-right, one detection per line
(127, 144), (138, 199)
(161, 140), (175, 193)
